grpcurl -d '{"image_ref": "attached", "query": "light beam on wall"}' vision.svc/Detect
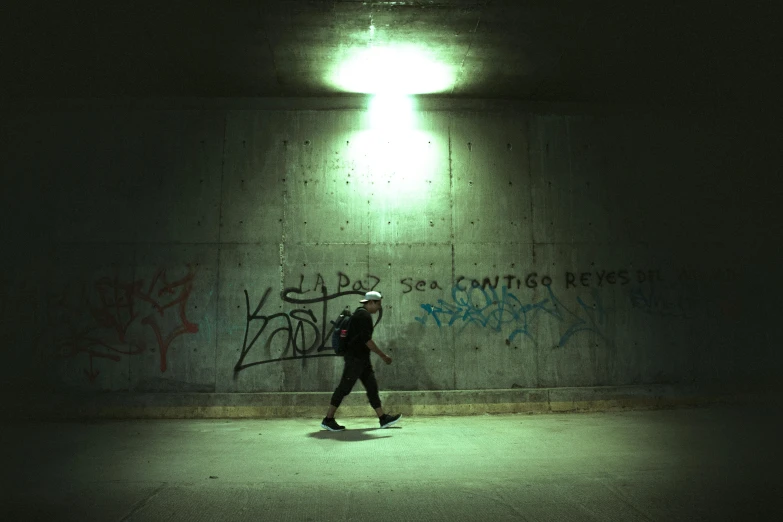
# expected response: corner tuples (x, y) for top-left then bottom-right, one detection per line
(368, 94), (414, 132)
(346, 94), (438, 206)
(330, 41), (449, 204)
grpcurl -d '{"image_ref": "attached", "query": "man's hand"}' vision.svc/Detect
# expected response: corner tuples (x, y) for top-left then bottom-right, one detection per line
(368, 340), (392, 364)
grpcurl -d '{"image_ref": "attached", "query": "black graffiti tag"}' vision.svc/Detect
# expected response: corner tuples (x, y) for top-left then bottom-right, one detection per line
(234, 276), (379, 370)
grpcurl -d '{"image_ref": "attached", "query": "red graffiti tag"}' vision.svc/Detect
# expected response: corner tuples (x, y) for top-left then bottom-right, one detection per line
(137, 268), (199, 372)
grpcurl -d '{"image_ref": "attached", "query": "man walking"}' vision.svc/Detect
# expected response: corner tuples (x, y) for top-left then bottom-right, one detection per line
(321, 290), (401, 431)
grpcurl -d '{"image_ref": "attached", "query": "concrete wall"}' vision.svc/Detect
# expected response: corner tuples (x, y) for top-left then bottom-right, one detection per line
(1, 100), (779, 398)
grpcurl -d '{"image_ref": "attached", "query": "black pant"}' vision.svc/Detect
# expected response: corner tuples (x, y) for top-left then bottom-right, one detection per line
(330, 356), (382, 410)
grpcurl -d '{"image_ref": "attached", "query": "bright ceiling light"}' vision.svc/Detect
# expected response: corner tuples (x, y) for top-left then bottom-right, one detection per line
(330, 44), (454, 95)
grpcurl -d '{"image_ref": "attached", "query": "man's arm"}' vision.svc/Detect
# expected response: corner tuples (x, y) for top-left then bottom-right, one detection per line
(366, 339), (392, 364)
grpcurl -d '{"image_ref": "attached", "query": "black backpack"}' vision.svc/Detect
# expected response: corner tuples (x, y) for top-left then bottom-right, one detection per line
(330, 307), (353, 355)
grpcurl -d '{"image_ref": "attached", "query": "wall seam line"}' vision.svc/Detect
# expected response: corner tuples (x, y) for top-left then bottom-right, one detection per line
(214, 111), (228, 393)
(448, 111), (457, 390)
(526, 114), (540, 388)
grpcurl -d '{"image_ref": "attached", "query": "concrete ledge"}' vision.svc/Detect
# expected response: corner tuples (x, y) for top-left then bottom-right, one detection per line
(4, 385), (773, 420)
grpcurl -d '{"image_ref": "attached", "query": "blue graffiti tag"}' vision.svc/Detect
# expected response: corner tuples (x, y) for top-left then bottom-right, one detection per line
(415, 284), (607, 347)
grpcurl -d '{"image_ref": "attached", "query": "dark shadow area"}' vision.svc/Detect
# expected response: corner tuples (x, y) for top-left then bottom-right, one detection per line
(308, 426), (402, 442)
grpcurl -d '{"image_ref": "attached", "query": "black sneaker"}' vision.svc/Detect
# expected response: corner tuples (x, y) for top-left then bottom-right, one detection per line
(379, 413), (401, 429)
(320, 417), (345, 431)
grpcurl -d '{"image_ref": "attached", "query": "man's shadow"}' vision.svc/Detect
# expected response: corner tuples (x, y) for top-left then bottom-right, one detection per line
(308, 426), (401, 442)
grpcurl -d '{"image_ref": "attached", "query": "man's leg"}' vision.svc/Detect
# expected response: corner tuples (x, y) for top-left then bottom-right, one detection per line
(325, 356), (364, 417)
(359, 363), (402, 428)
(357, 363), (383, 416)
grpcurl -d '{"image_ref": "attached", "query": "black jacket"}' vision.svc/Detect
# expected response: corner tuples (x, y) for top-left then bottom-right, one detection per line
(345, 306), (373, 359)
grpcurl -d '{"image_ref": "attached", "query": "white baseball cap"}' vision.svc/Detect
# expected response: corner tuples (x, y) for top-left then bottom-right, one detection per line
(360, 291), (383, 302)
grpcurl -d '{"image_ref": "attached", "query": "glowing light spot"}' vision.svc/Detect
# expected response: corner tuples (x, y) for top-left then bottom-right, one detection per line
(330, 45), (454, 95)
(368, 94), (414, 132)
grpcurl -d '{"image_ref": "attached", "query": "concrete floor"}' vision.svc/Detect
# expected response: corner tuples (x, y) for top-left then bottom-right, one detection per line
(2, 406), (781, 521)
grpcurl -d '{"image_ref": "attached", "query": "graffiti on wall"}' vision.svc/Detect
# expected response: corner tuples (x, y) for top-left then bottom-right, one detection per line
(411, 267), (713, 344)
(234, 272), (380, 370)
(233, 267), (670, 366)
(401, 269), (661, 294)
(415, 282), (608, 347)
(627, 266), (740, 320)
(44, 266), (199, 382)
(630, 283), (692, 319)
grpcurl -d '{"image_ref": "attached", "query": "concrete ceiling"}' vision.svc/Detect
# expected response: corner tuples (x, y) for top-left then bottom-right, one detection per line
(2, 1), (780, 108)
